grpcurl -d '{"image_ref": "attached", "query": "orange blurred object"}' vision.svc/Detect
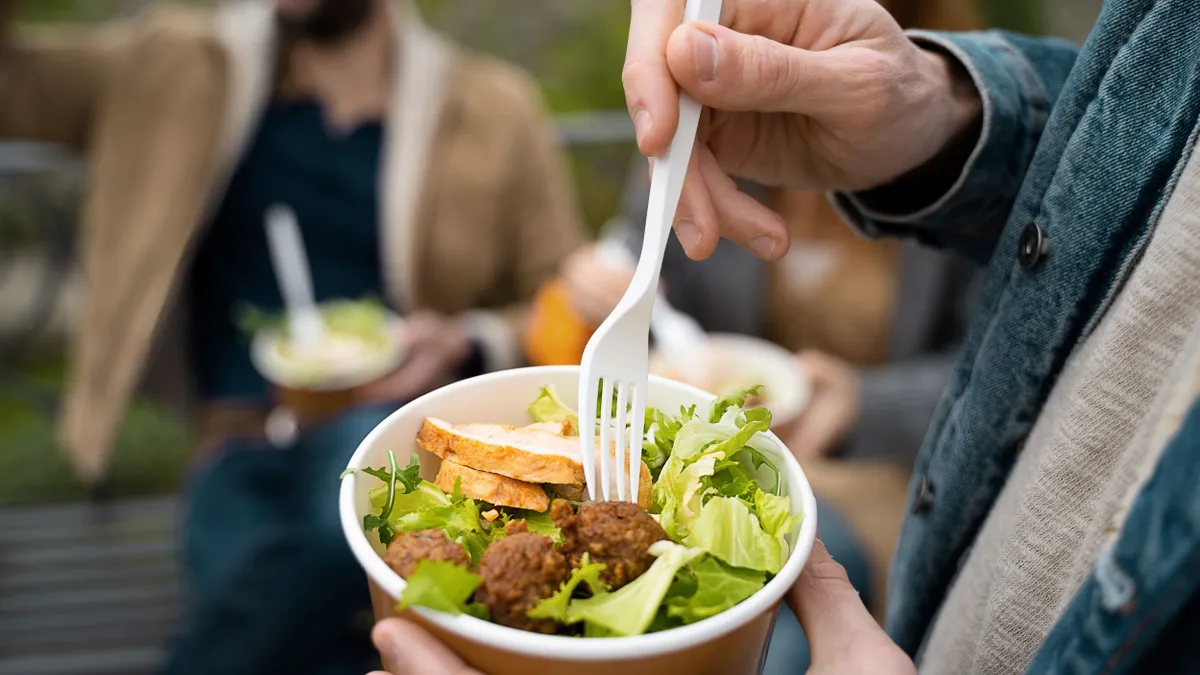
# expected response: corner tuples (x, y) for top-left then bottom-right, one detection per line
(524, 279), (593, 366)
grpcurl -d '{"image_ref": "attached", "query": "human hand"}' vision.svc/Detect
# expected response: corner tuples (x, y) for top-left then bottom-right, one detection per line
(623, 0), (982, 260)
(562, 246), (635, 326)
(357, 312), (473, 405)
(369, 618), (481, 675)
(788, 351), (861, 460)
(789, 536), (915, 674)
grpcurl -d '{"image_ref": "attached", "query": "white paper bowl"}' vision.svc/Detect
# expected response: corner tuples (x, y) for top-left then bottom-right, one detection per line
(251, 314), (406, 392)
(340, 366), (818, 675)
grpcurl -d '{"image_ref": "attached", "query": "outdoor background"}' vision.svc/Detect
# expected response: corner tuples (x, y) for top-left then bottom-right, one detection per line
(0, 1), (1105, 673)
(0, 0), (1102, 508)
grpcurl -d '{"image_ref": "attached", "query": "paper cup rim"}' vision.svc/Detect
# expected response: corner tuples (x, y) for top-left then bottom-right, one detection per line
(251, 315), (406, 391)
(339, 365), (819, 661)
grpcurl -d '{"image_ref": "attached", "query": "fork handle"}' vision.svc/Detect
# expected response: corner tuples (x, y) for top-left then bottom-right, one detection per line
(630, 0), (724, 303)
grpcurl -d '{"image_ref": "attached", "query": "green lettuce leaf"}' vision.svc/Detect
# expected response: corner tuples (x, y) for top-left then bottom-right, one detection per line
(642, 406), (693, 480)
(683, 497), (787, 574)
(526, 553), (609, 621)
(653, 410), (773, 540)
(754, 489), (802, 538)
(527, 385), (579, 434)
(369, 480), (450, 513)
(666, 556), (766, 624)
(361, 452), (424, 545)
(397, 559), (483, 616)
(708, 385), (763, 423)
(507, 509), (564, 544)
(365, 468), (496, 563)
(563, 541), (704, 636)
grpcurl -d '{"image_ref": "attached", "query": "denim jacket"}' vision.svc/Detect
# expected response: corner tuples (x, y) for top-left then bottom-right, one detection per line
(834, 0), (1200, 672)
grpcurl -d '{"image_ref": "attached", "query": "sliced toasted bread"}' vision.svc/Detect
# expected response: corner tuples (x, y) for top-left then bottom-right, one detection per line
(546, 460), (653, 509)
(418, 417), (585, 484)
(434, 459), (550, 512)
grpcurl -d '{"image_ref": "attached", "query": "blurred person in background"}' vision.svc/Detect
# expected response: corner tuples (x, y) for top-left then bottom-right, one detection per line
(0, 0), (583, 673)
(525, 0), (980, 672)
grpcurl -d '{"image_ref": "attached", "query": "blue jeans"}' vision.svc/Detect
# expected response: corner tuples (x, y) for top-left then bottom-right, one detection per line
(162, 403), (397, 675)
(762, 497), (873, 675)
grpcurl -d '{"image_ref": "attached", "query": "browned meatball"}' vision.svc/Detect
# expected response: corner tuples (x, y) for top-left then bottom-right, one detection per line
(551, 499), (667, 589)
(476, 532), (570, 633)
(384, 529), (471, 579)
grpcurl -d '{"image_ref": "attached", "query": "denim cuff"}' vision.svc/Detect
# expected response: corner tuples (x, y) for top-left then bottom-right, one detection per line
(832, 30), (1053, 263)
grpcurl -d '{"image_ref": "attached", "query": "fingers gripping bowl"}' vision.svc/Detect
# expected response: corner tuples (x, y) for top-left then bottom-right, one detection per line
(340, 367), (818, 675)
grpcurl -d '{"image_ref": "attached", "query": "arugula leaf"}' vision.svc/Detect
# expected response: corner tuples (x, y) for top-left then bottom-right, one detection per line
(397, 560), (482, 616)
(527, 553), (609, 621)
(362, 452), (427, 546)
(362, 450), (400, 544)
(362, 514), (396, 546)
(361, 453), (423, 499)
(666, 556), (766, 624)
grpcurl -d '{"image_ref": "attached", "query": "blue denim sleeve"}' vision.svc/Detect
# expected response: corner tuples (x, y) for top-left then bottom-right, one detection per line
(831, 30), (1079, 263)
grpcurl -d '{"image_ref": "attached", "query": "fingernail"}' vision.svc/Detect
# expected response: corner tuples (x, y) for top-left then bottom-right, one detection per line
(749, 236), (776, 258)
(633, 109), (652, 146)
(693, 27), (718, 82)
(675, 220), (701, 252)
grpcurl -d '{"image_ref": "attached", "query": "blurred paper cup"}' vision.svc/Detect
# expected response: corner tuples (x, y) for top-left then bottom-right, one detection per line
(340, 366), (818, 675)
(650, 333), (810, 434)
(251, 313), (405, 425)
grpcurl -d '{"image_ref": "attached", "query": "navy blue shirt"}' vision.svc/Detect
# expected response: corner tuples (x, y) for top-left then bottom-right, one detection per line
(188, 100), (386, 402)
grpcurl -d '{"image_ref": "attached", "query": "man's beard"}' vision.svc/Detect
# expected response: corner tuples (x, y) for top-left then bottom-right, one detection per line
(276, 0), (377, 45)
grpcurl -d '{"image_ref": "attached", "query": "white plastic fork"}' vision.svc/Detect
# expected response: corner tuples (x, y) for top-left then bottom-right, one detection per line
(579, 0), (723, 503)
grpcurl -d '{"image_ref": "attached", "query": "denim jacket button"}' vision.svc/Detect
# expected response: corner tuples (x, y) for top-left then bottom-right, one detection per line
(912, 475), (935, 514)
(1019, 222), (1050, 269)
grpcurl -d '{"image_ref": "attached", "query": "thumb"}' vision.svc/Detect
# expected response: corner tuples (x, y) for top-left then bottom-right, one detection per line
(666, 23), (837, 115)
(372, 618), (481, 675)
(786, 538), (878, 660)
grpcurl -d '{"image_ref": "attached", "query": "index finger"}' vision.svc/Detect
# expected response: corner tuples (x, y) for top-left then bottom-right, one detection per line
(623, 0), (685, 156)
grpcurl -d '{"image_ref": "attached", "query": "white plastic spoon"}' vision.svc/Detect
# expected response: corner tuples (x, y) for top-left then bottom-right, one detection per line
(264, 204), (325, 354)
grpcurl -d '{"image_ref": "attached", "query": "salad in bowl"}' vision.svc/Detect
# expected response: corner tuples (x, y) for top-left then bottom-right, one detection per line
(349, 383), (803, 638)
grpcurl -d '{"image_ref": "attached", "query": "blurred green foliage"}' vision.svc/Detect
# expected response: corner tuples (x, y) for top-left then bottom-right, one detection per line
(0, 362), (191, 506)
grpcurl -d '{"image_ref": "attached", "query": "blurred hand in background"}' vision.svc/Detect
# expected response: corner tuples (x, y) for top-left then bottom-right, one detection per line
(787, 351), (862, 461)
(357, 311), (473, 405)
(562, 245), (634, 327)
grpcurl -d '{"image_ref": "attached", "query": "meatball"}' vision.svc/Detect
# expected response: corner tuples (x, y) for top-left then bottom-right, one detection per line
(476, 532), (570, 633)
(551, 499), (667, 589)
(384, 529), (471, 579)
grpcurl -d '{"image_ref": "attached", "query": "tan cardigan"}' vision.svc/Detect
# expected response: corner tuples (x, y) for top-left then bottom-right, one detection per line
(0, 1), (585, 483)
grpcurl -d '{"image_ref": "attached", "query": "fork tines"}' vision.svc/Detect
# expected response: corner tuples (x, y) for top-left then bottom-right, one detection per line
(579, 377), (646, 504)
